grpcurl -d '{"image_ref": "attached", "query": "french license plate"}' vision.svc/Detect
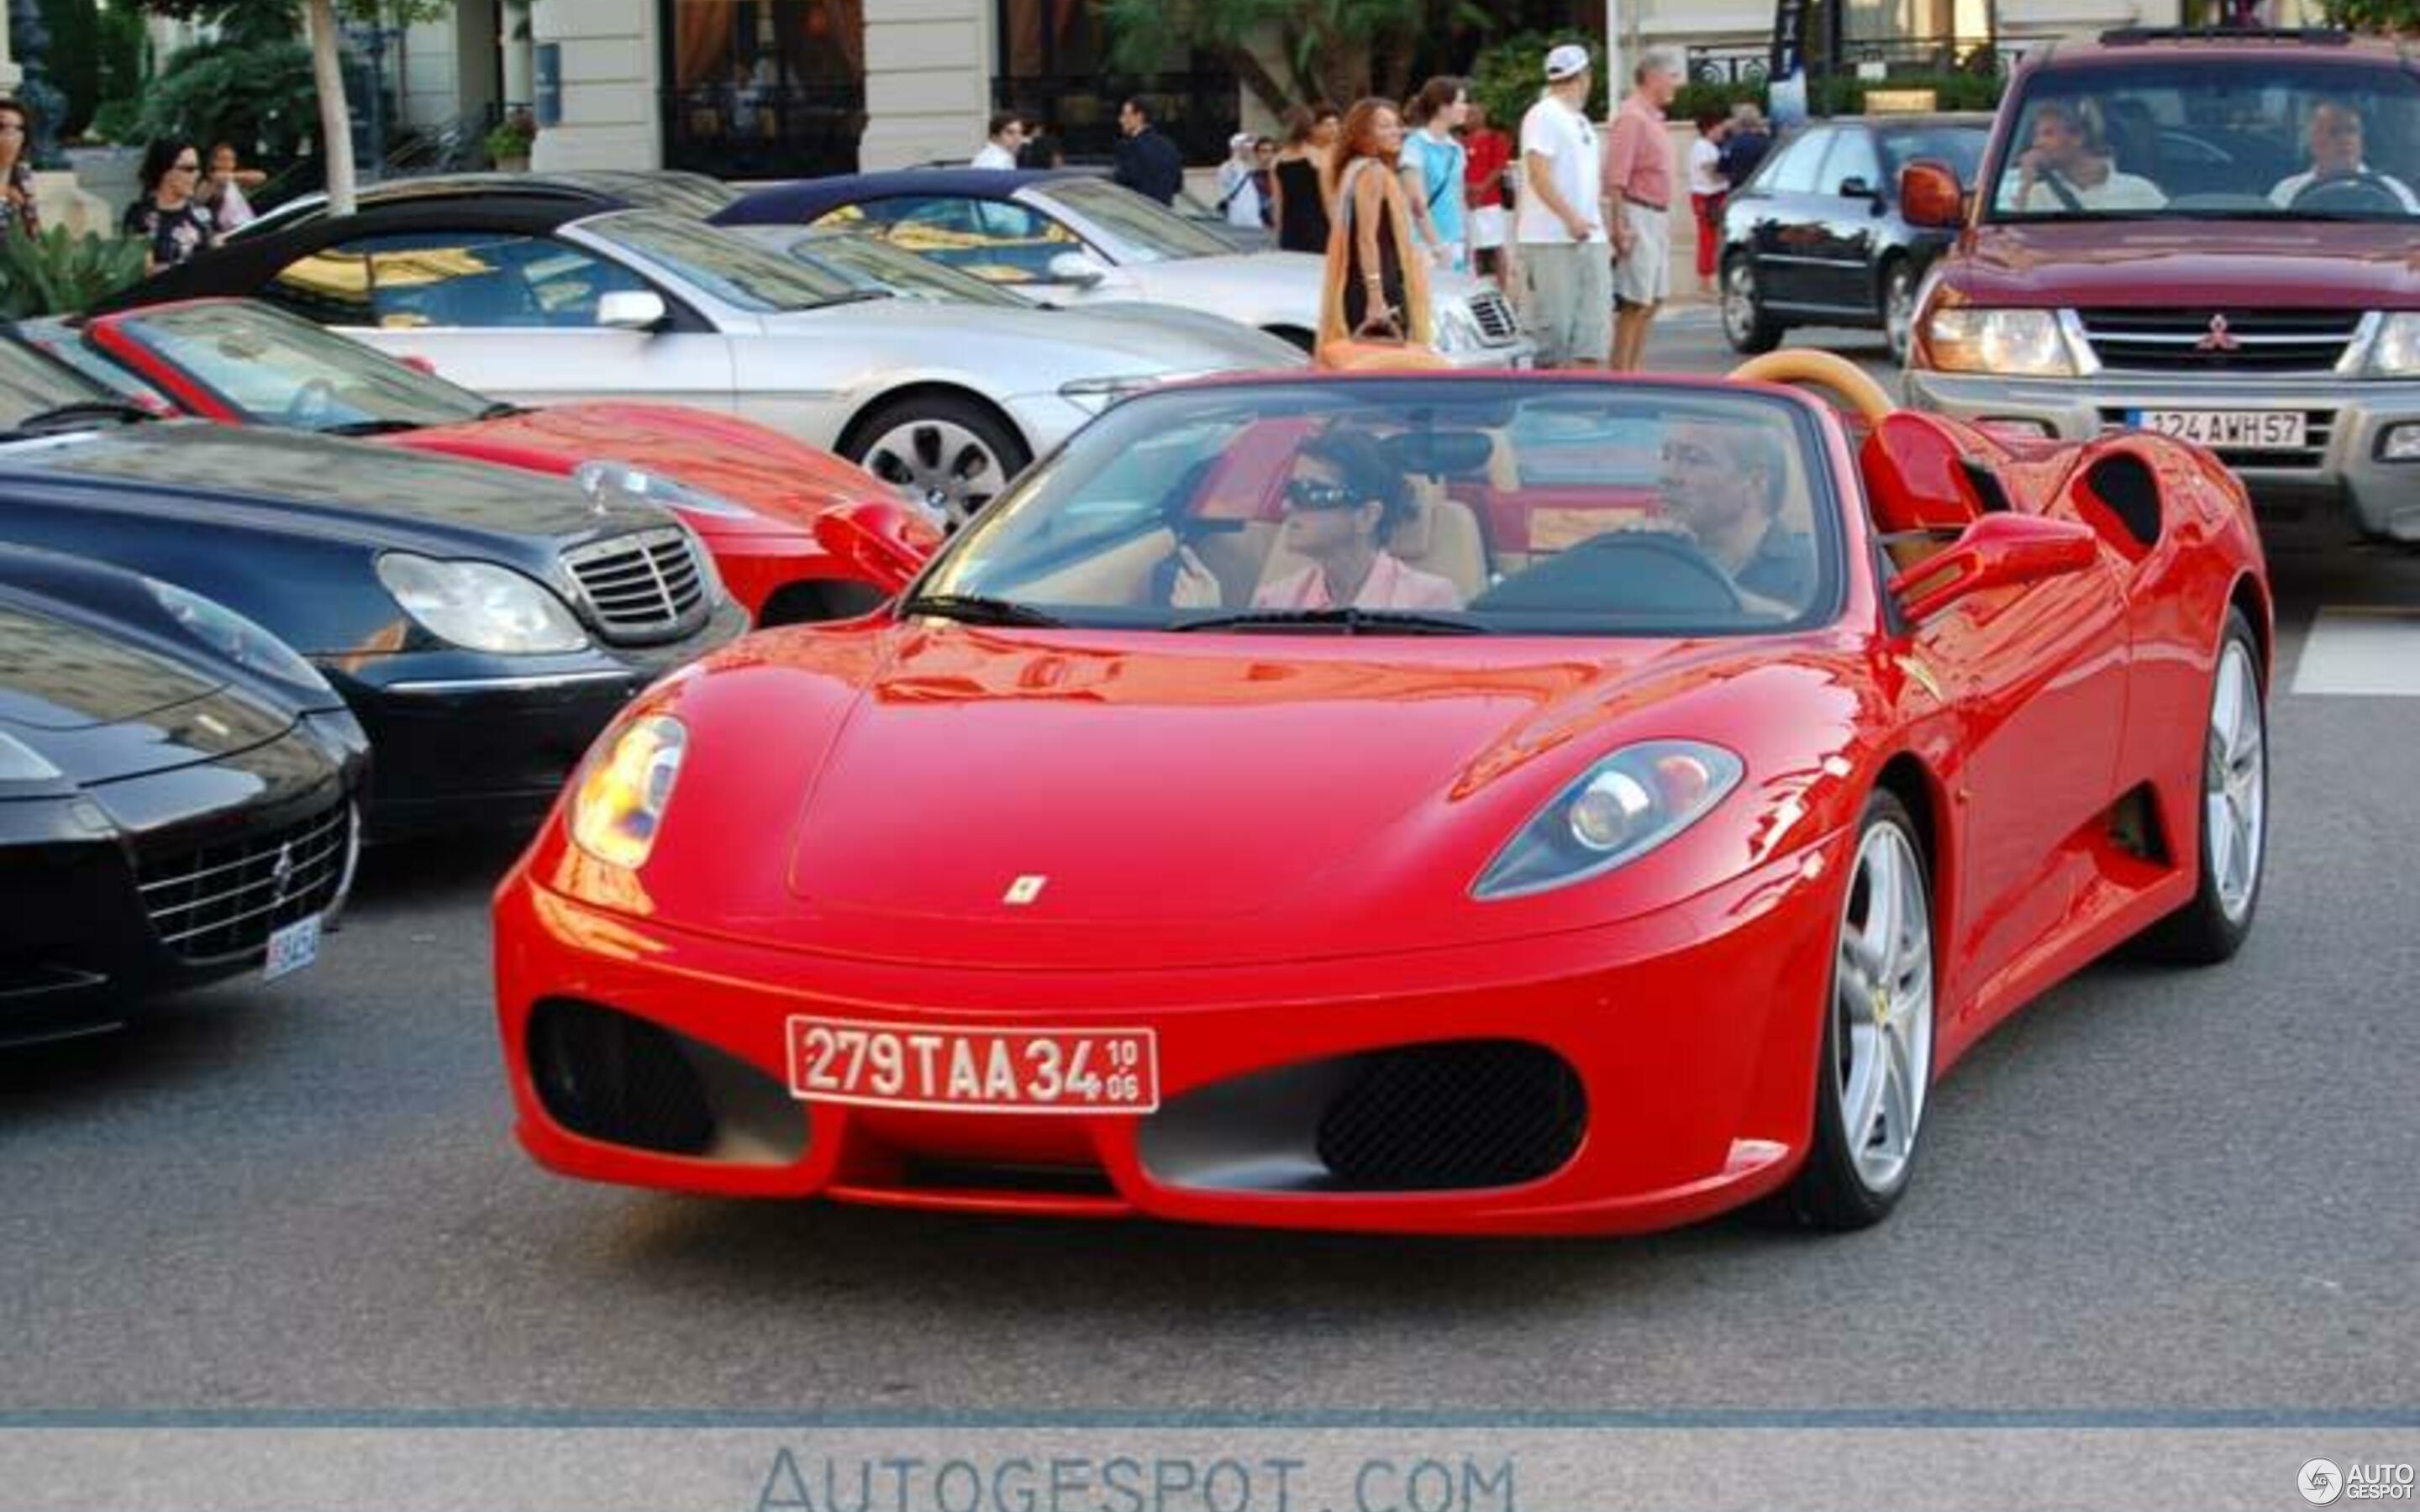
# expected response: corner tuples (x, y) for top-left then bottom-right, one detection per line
(263, 914), (321, 983)
(785, 1016), (1160, 1114)
(2128, 409), (2307, 449)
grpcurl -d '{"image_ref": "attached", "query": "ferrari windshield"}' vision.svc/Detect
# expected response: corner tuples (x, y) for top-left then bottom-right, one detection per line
(1035, 179), (1236, 263)
(913, 380), (1841, 636)
(582, 211), (860, 310)
(109, 302), (491, 430)
(1986, 59), (2420, 221)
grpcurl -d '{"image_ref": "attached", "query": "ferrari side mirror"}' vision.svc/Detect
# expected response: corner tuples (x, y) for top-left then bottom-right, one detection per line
(1889, 512), (2099, 624)
(813, 500), (944, 596)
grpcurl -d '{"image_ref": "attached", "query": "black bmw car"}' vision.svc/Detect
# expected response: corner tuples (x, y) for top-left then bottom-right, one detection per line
(1, 544), (369, 1045)
(1718, 113), (1990, 360)
(0, 332), (744, 836)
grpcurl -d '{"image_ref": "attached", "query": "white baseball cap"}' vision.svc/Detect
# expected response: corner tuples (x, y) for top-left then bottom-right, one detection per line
(1229, 131), (1256, 150)
(1544, 44), (1591, 82)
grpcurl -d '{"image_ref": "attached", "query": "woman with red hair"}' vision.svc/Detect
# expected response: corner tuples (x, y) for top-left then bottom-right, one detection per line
(1317, 97), (1434, 364)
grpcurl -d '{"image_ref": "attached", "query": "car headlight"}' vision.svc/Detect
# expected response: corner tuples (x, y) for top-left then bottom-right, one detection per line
(0, 728), (65, 784)
(1434, 302), (1482, 354)
(375, 552), (587, 654)
(1472, 741), (1745, 901)
(572, 459), (758, 521)
(147, 579), (331, 694)
(2366, 313), (2420, 376)
(1920, 307), (2079, 377)
(569, 715), (687, 869)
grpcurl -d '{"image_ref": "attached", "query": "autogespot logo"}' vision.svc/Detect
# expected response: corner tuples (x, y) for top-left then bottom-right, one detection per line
(2306, 1459), (2420, 1504)
(2307, 1461), (2346, 1505)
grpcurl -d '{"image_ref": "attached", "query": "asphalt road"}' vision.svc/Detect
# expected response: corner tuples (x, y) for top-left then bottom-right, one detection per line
(7, 320), (2417, 1418)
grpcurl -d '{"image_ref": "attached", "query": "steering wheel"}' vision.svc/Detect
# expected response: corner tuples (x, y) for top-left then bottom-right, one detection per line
(1727, 349), (1897, 427)
(2288, 171), (2407, 216)
(1473, 527), (1744, 617)
(285, 378), (337, 428)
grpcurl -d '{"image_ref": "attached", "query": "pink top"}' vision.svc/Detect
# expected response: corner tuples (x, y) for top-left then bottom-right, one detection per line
(1254, 552), (1463, 612)
(1602, 93), (1674, 210)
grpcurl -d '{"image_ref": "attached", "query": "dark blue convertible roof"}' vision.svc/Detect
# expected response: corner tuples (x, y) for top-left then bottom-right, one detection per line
(713, 169), (1086, 226)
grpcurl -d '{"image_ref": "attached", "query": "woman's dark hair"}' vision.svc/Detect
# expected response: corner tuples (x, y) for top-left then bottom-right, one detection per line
(987, 110), (1022, 139)
(1300, 428), (1408, 536)
(1313, 99), (1342, 125)
(0, 96), (30, 132)
(1695, 110), (1726, 134)
(1281, 105), (1317, 147)
(1407, 76), (1467, 128)
(139, 137), (199, 196)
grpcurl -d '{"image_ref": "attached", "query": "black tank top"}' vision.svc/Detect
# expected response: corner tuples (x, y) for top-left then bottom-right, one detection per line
(1275, 157), (1330, 255)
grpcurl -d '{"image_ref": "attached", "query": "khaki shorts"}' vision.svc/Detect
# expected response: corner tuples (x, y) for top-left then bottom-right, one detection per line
(1521, 240), (1613, 367)
(1614, 201), (1671, 307)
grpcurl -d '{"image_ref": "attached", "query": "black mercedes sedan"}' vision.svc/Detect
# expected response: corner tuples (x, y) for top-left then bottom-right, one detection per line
(0, 332), (744, 837)
(1717, 113), (1989, 361)
(1, 545), (368, 1045)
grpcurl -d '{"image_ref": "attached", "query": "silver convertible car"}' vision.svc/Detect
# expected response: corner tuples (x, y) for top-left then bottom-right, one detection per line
(710, 171), (1537, 369)
(97, 194), (1307, 521)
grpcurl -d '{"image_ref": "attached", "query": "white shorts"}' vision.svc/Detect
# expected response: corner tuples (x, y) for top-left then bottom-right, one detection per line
(1614, 201), (1671, 307)
(1471, 204), (1507, 251)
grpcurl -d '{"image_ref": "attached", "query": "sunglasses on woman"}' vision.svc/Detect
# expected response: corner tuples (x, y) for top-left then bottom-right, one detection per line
(1282, 478), (1363, 512)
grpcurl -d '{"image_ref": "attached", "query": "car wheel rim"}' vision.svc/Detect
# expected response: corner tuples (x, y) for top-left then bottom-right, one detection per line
(862, 418), (1009, 528)
(1833, 822), (1933, 1194)
(2205, 638), (2266, 924)
(1885, 271), (1913, 354)
(1723, 264), (1757, 342)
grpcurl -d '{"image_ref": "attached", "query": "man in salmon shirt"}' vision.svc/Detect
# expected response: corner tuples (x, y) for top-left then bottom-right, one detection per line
(1602, 50), (1683, 371)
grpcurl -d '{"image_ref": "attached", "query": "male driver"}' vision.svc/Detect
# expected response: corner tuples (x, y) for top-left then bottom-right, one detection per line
(1658, 419), (1815, 606)
(972, 112), (1026, 170)
(2269, 101), (2420, 212)
(1114, 97), (1186, 206)
(1517, 43), (1611, 369)
(1602, 50), (1681, 371)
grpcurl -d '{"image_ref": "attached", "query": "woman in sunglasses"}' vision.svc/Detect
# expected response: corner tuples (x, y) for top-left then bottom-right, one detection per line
(1253, 430), (1460, 611)
(123, 138), (220, 275)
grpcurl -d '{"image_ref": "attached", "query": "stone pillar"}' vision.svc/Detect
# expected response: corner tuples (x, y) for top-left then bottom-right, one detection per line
(1, 0), (18, 94)
(502, 0), (535, 109)
(529, 0), (661, 171)
(858, 0), (992, 171)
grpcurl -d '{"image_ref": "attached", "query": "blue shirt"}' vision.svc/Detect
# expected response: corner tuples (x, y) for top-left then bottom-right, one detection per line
(1403, 131), (1468, 270)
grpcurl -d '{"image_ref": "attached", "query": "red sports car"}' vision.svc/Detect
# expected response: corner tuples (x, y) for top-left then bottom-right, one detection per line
(492, 354), (2271, 1234)
(30, 300), (894, 625)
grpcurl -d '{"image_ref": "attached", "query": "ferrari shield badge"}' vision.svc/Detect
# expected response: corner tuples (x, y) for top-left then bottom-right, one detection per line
(1002, 874), (1048, 906)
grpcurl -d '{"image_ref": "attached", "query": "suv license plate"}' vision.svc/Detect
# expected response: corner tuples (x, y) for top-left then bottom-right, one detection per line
(786, 1017), (1160, 1114)
(263, 914), (321, 983)
(2128, 409), (2307, 449)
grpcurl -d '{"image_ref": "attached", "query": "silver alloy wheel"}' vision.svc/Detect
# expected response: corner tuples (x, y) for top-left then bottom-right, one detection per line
(1833, 822), (1933, 1194)
(861, 417), (1011, 528)
(1723, 262), (1760, 346)
(1884, 266), (1916, 359)
(2206, 638), (2267, 924)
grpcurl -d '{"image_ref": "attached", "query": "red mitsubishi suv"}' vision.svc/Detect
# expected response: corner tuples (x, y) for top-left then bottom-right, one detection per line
(1902, 28), (2420, 543)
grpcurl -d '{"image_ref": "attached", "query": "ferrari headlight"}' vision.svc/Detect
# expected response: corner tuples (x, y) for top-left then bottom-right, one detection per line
(0, 729), (65, 784)
(572, 459), (757, 520)
(569, 715), (687, 869)
(1472, 741), (1744, 901)
(2365, 313), (2420, 376)
(375, 553), (587, 654)
(1921, 307), (2078, 377)
(147, 580), (329, 694)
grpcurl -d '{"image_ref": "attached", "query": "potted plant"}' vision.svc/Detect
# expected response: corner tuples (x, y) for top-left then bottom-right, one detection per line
(484, 109), (536, 172)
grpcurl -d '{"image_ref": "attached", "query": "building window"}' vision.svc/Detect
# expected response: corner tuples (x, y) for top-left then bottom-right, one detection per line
(661, 0), (865, 176)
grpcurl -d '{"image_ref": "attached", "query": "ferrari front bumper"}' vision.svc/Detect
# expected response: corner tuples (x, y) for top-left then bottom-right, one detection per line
(492, 831), (1853, 1236)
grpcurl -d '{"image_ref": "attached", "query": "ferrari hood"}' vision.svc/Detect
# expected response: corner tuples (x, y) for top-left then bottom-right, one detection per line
(780, 627), (1700, 948)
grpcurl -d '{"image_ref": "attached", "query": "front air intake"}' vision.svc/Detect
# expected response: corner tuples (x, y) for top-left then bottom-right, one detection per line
(526, 998), (716, 1156)
(1314, 1041), (1587, 1191)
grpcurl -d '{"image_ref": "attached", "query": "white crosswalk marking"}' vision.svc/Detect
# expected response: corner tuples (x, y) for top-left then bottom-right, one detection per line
(2291, 607), (2420, 696)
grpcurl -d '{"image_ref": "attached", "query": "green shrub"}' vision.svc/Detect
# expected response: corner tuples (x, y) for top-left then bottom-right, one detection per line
(0, 226), (149, 318)
(130, 38), (319, 162)
(1469, 31), (1607, 134)
(87, 98), (142, 144)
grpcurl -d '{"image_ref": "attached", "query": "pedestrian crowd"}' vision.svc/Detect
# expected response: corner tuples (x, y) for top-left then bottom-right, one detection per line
(0, 96), (266, 275)
(974, 47), (1774, 372)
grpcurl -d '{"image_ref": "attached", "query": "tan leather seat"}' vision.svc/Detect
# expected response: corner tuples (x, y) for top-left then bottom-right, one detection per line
(1254, 481), (1489, 605)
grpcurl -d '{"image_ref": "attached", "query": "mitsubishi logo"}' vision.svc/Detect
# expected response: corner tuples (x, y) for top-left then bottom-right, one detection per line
(270, 843), (297, 903)
(2195, 312), (2242, 353)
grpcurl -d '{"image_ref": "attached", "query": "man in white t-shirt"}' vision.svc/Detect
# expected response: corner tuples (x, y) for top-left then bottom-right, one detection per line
(1517, 43), (1612, 369)
(2268, 101), (2420, 213)
(973, 113), (1026, 170)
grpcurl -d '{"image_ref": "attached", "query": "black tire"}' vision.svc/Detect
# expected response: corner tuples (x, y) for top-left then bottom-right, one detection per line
(840, 393), (1031, 529)
(1721, 254), (1784, 354)
(1881, 259), (1918, 365)
(1786, 787), (1933, 1231)
(2138, 607), (2267, 964)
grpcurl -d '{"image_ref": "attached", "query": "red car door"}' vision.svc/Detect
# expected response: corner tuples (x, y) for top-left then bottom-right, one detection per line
(1910, 541), (2130, 1005)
